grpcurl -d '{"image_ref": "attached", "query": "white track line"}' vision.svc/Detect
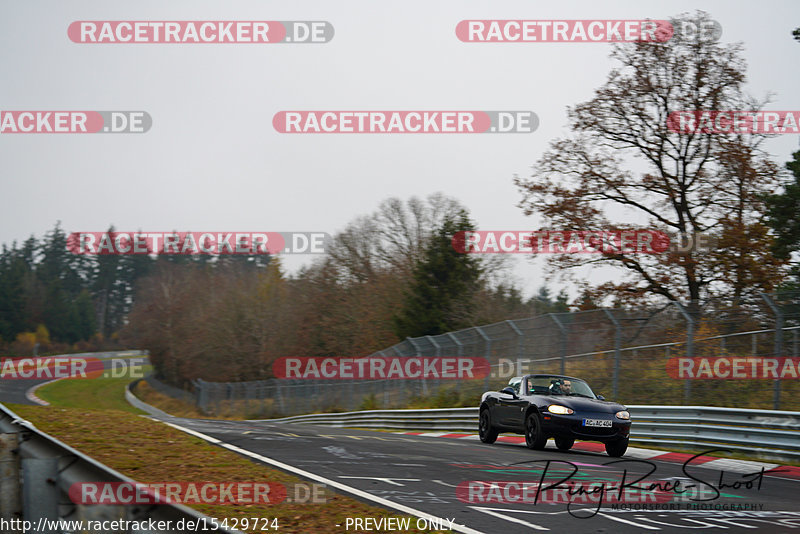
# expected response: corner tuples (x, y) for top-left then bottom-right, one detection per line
(468, 507), (549, 530)
(596, 512), (662, 530)
(156, 419), (485, 534)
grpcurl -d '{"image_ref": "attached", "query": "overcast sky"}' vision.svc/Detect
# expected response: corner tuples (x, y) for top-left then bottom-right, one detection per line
(1, 0), (798, 299)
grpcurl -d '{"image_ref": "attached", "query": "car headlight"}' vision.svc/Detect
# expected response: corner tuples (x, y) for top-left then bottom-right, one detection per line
(547, 405), (574, 415)
(615, 410), (630, 420)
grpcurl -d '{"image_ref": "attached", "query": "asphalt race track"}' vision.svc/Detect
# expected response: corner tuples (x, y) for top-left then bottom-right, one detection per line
(150, 414), (800, 534)
(2, 367), (798, 533)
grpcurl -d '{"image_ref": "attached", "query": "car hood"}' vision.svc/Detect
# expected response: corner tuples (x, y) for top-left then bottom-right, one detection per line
(536, 395), (626, 413)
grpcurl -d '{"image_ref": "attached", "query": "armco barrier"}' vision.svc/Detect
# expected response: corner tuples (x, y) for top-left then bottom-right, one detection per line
(622, 405), (800, 460)
(0, 403), (242, 533)
(264, 405), (800, 461)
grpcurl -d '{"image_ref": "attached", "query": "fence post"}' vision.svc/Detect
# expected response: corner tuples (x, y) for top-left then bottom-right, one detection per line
(447, 333), (464, 358)
(303, 380), (317, 413)
(194, 379), (206, 413)
(603, 309), (622, 399)
(313, 373), (320, 411)
(407, 337), (426, 396)
(548, 313), (568, 375)
(275, 381), (286, 415)
(380, 350), (391, 407)
(505, 320), (525, 376)
(673, 301), (695, 405)
(761, 293), (784, 410)
(426, 336), (442, 395)
(474, 327), (491, 391)
(393, 345), (407, 404)
(447, 333), (465, 392)
(261, 381), (267, 415)
(426, 335), (442, 358)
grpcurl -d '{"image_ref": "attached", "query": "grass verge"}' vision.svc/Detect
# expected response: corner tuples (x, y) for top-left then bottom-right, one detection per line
(36, 375), (150, 414)
(133, 380), (212, 419)
(9, 377), (452, 534)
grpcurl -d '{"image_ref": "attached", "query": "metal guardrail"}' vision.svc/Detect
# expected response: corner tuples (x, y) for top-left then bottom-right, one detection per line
(0, 402), (241, 533)
(266, 407), (480, 432)
(623, 405), (800, 460)
(265, 405), (800, 461)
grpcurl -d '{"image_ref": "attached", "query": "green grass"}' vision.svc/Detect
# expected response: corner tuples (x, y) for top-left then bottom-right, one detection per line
(34, 365), (153, 413)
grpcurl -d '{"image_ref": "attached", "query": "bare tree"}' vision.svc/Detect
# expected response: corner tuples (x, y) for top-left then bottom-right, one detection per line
(328, 193), (469, 280)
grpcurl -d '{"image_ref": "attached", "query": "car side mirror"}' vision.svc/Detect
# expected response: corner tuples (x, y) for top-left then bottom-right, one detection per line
(597, 395), (605, 401)
(501, 387), (518, 398)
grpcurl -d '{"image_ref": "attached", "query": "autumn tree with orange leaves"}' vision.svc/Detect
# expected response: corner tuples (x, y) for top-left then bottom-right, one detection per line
(515, 11), (787, 308)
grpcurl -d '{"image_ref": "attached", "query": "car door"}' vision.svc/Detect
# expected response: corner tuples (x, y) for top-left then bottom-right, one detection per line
(497, 378), (527, 429)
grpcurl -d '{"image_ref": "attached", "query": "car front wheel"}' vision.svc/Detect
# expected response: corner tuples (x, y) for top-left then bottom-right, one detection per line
(479, 408), (499, 444)
(525, 413), (547, 450)
(605, 437), (628, 457)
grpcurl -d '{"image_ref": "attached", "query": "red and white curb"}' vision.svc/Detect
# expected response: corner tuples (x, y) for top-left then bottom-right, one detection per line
(395, 431), (800, 480)
(25, 378), (64, 405)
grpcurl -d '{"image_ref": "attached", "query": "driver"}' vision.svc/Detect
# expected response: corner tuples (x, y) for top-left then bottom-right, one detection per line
(550, 379), (573, 395)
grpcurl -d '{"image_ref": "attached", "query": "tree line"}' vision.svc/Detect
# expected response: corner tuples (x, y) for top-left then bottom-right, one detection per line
(0, 196), (569, 381)
(120, 195), (569, 386)
(0, 224), (155, 355)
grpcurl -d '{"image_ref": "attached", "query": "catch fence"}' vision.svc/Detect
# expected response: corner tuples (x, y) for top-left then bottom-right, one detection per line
(156, 291), (800, 417)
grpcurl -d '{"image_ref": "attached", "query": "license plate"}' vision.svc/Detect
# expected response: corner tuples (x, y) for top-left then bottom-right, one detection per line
(583, 418), (612, 427)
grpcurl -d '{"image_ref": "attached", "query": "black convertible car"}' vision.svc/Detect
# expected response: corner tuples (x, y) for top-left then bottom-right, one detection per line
(479, 374), (631, 457)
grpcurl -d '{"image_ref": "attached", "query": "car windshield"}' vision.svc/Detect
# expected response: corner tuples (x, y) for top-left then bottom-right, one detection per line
(526, 376), (596, 398)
